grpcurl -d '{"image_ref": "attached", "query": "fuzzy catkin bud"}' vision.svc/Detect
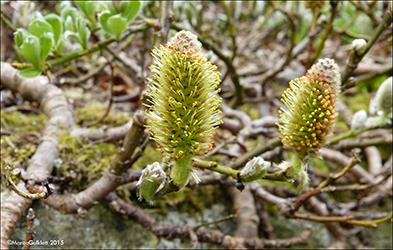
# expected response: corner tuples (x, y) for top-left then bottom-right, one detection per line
(351, 110), (368, 131)
(277, 58), (341, 156)
(239, 157), (271, 182)
(276, 58), (341, 192)
(145, 30), (222, 188)
(136, 162), (167, 205)
(366, 77), (393, 127)
(372, 76), (392, 119)
(352, 39), (367, 55)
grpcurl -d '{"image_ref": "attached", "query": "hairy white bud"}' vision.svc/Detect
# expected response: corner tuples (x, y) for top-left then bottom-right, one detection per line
(239, 157), (271, 182)
(352, 39), (367, 55)
(136, 162), (167, 204)
(366, 77), (392, 127)
(351, 110), (368, 131)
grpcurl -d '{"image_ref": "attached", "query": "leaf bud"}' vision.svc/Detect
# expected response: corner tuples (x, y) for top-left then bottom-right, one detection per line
(239, 157), (271, 182)
(352, 39), (367, 55)
(350, 110), (368, 132)
(136, 162), (167, 205)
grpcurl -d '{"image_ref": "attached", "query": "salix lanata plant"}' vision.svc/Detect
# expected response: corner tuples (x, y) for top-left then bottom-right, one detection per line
(143, 30), (222, 192)
(276, 58), (341, 191)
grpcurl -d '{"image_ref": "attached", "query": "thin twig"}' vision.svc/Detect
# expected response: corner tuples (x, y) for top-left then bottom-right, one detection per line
(83, 62), (115, 128)
(293, 212), (354, 223)
(346, 213), (392, 228)
(260, 1), (297, 87)
(341, 3), (392, 89)
(290, 156), (360, 213)
(193, 214), (236, 231)
(171, 23), (243, 108)
(1, 11), (17, 32)
(5, 166), (52, 200)
(313, 2), (338, 60)
(230, 137), (282, 169)
(23, 208), (35, 250)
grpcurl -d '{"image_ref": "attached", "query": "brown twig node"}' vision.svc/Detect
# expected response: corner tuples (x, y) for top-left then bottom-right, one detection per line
(23, 208), (35, 250)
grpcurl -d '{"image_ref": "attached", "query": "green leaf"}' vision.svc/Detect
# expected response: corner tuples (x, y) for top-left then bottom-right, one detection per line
(28, 19), (53, 38)
(40, 33), (52, 63)
(58, 1), (72, 13)
(61, 6), (79, 22)
(105, 1), (117, 15)
(77, 17), (90, 49)
(33, 12), (44, 20)
(64, 30), (83, 46)
(64, 16), (75, 32)
(99, 11), (112, 34)
(97, 2), (107, 12)
(22, 35), (42, 70)
(121, 1), (140, 22)
(107, 15), (127, 40)
(75, 1), (97, 23)
(18, 68), (42, 78)
(55, 36), (64, 56)
(14, 28), (30, 48)
(74, 1), (86, 12)
(118, 2), (129, 15)
(44, 14), (62, 43)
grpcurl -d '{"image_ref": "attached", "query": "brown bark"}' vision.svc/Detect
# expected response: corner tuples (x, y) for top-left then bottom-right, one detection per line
(105, 192), (312, 249)
(228, 185), (259, 238)
(1, 62), (76, 249)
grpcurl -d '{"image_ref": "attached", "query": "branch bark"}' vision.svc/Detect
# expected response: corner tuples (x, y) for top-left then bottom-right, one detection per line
(1, 62), (75, 249)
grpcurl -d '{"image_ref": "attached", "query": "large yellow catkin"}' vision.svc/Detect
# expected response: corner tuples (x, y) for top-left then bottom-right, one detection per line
(145, 30), (222, 188)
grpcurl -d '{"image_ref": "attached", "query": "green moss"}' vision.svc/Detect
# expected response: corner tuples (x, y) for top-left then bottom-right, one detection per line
(1, 110), (45, 187)
(1, 135), (37, 187)
(57, 131), (117, 189)
(1, 110), (46, 133)
(74, 102), (131, 128)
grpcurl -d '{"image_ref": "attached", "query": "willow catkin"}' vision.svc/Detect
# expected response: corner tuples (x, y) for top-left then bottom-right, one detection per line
(145, 30), (222, 188)
(276, 58), (341, 191)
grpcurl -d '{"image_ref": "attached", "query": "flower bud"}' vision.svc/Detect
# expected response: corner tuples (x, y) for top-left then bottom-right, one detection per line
(239, 157), (271, 182)
(145, 30), (222, 189)
(366, 77), (393, 127)
(373, 76), (392, 119)
(351, 110), (368, 131)
(352, 39), (367, 55)
(136, 162), (166, 205)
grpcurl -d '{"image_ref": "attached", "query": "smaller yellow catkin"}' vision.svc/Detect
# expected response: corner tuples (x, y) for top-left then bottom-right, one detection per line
(276, 58), (341, 191)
